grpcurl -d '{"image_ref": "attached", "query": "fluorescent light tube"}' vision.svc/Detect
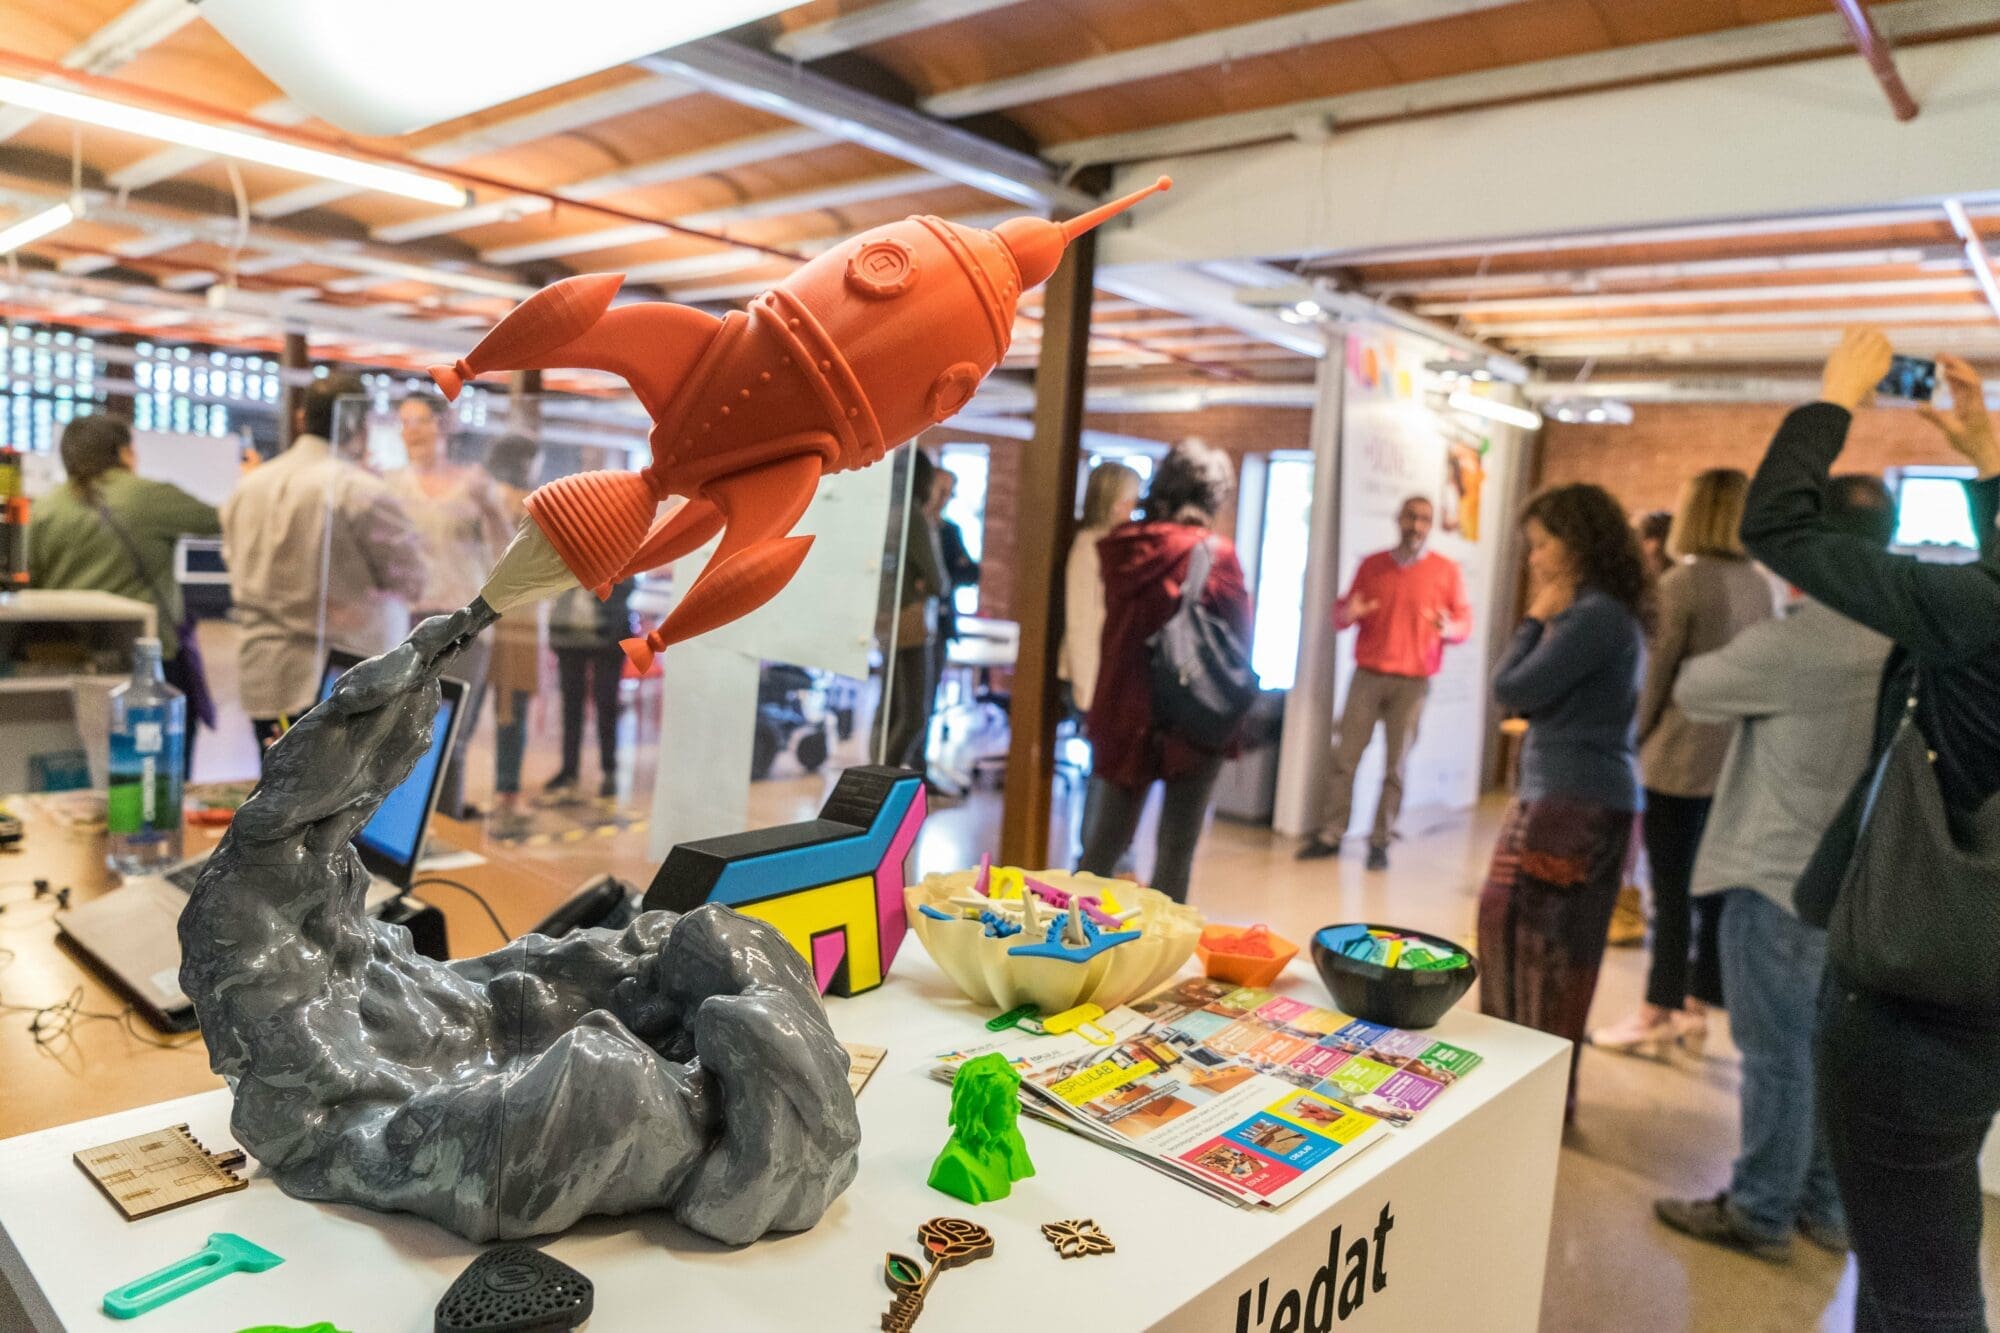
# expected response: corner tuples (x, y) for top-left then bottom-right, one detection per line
(1447, 389), (1542, 431)
(0, 77), (467, 207)
(0, 202), (76, 256)
(204, 0), (797, 136)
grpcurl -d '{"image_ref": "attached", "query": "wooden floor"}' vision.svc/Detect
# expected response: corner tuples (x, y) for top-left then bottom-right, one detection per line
(11, 618), (2000, 1331)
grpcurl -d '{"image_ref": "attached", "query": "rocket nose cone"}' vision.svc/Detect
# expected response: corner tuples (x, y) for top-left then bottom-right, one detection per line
(993, 176), (1171, 292)
(995, 216), (1066, 291)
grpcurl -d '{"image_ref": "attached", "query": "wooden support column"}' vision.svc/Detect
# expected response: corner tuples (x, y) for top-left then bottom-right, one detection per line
(277, 330), (308, 449)
(998, 228), (1095, 868)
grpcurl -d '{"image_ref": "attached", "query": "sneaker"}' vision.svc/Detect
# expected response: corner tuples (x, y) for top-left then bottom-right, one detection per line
(1365, 846), (1389, 872)
(1797, 1214), (1850, 1254)
(1295, 837), (1340, 862)
(1654, 1194), (1792, 1264)
(544, 770), (578, 795)
(598, 774), (617, 800)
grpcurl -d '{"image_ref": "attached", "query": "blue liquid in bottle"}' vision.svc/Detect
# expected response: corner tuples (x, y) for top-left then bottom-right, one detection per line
(107, 637), (184, 876)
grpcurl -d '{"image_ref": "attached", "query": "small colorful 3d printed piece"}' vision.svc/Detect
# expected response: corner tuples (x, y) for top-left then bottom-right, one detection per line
(985, 1002), (1040, 1032)
(102, 1233), (283, 1320)
(645, 766), (926, 996)
(434, 1246), (592, 1333)
(881, 1218), (995, 1332)
(928, 1053), (1035, 1204)
(1040, 1219), (1117, 1260)
(1041, 1002), (1116, 1046)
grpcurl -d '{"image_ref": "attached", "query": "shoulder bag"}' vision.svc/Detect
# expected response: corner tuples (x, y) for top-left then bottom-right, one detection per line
(1828, 686), (2000, 1012)
(1145, 538), (1259, 751)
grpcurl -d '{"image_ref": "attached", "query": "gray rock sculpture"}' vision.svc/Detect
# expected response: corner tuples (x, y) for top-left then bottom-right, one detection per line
(178, 608), (862, 1245)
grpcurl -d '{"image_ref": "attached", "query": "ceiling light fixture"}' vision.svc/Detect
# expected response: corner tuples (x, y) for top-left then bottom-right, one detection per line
(1447, 389), (1543, 432)
(0, 201), (78, 256)
(1541, 396), (1635, 426)
(203, 0), (799, 136)
(0, 76), (467, 207)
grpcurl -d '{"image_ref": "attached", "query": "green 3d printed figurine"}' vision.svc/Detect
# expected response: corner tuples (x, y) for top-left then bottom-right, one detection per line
(928, 1052), (1035, 1204)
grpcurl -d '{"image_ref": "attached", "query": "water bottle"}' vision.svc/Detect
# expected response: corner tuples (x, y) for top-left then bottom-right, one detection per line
(107, 637), (184, 875)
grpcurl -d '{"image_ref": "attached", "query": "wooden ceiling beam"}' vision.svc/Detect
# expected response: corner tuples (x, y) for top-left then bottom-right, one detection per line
(1475, 306), (2000, 338)
(773, 0), (1029, 62)
(1944, 198), (2000, 324)
(476, 168), (942, 264)
(923, 0), (1519, 120)
(371, 126), (834, 243)
(0, 0), (197, 144)
(1362, 245), (1968, 298)
(252, 73), (695, 218)
(1046, 0), (1994, 166)
(1417, 275), (1978, 316)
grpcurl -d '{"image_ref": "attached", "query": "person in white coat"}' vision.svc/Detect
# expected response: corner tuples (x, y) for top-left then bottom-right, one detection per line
(222, 373), (427, 757)
(1651, 475), (1896, 1264)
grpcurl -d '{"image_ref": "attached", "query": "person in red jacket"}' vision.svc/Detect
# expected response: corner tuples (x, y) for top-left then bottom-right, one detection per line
(1298, 496), (1472, 871)
(1078, 441), (1253, 904)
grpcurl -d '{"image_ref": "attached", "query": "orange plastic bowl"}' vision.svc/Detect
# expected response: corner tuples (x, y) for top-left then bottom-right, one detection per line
(1196, 924), (1299, 988)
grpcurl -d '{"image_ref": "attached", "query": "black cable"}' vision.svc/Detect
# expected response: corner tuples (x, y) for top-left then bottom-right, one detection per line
(0, 949), (200, 1052)
(410, 876), (512, 946)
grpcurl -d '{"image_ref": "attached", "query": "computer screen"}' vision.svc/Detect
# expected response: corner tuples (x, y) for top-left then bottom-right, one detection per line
(317, 652), (464, 887)
(1891, 467), (1982, 563)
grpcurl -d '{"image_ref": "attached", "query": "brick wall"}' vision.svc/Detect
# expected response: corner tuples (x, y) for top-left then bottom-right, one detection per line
(931, 404), (1313, 621)
(1538, 402), (1964, 516)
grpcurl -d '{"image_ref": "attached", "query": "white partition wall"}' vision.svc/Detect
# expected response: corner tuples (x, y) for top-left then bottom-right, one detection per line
(1274, 319), (1525, 840)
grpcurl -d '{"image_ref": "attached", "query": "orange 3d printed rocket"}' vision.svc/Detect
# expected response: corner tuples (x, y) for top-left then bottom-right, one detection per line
(437, 176), (1171, 669)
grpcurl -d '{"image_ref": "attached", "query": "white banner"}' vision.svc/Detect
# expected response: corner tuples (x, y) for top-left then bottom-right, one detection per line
(1332, 328), (1520, 833)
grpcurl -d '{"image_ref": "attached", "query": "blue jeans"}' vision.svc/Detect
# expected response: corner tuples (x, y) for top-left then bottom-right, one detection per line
(1717, 889), (1844, 1240)
(492, 690), (534, 796)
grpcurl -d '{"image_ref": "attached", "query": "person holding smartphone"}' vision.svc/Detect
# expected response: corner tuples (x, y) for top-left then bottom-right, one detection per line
(1741, 329), (2000, 1332)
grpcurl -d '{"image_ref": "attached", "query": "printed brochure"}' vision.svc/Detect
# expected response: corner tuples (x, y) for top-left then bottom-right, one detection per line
(929, 976), (1483, 1208)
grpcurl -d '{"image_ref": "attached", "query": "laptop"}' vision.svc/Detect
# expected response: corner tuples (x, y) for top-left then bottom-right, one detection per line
(56, 651), (466, 1031)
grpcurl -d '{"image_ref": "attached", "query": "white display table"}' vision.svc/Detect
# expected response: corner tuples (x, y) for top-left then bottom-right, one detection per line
(0, 955), (1568, 1332)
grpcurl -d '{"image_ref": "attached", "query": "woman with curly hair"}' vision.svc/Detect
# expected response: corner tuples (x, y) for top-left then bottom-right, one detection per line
(1478, 482), (1650, 1118)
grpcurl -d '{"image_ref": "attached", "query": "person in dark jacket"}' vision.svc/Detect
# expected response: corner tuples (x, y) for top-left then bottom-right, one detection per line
(1741, 329), (2000, 1333)
(1077, 440), (1252, 904)
(1476, 483), (1649, 1118)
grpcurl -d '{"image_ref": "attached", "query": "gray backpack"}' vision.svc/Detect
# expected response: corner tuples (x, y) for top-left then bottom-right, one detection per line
(1145, 538), (1258, 751)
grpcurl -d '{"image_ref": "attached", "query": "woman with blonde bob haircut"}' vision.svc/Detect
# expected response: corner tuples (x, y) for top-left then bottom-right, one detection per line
(1595, 466), (1777, 1058)
(1669, 467), (1753, 561)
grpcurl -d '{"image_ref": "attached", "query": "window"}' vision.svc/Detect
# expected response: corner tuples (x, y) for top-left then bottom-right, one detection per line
(938, 443), (988, 615)
(2, 324), (98, 452)
(1250, 453), (1315, 691)
(1892, 467), (1981, 562)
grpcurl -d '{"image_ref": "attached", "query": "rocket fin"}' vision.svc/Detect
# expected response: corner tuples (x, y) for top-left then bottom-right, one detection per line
(622, 536), (815, 670)
(622, 448), (827, 668)
(432, 285), (720, 419)
(609, 497), (725, 585)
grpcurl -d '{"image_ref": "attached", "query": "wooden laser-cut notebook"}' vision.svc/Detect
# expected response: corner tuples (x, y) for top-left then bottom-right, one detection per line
(74, 1124), (249, 1221)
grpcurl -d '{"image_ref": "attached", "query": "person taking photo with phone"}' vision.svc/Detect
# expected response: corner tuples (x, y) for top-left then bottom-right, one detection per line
(1740, 328), (2000, 1333)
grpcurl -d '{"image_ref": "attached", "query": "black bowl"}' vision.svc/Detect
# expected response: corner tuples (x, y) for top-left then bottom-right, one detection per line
(1310, 924), (1478, 1030)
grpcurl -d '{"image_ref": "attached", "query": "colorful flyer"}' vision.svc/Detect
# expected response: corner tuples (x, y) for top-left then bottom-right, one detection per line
(1181, 1137), (1301, 1198)
(1322, 1055), (1396, 1098)
(1222, 1115), (1339, 1170)
(1412, 1041), (1484, 1084)
(1254, 995), (1313, 1025)
(1324, 1019), (1392, 1054)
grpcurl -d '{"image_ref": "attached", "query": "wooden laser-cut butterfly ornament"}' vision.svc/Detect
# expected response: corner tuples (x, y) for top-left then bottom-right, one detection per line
(1040, 1219), (1116, 1259)
(881, 1218), (995, 1331)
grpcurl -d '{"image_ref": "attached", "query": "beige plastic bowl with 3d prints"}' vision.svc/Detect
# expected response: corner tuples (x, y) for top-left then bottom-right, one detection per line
(905, 866), (1204, 1014)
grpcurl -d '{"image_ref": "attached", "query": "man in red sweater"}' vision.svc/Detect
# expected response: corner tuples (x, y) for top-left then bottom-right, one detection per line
(1298, 496), (1472, 870)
